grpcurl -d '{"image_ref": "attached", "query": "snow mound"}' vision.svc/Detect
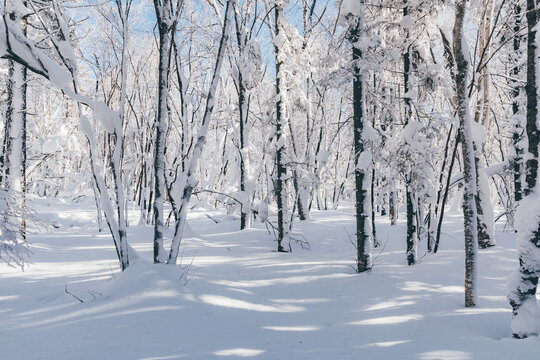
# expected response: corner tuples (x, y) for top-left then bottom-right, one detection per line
(510, 298), (540, 338)
(98, 262), (184, 301)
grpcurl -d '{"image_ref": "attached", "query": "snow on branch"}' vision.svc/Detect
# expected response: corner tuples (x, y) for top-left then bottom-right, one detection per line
(448, 160), (510, 190)
(0, 8), (121, 133)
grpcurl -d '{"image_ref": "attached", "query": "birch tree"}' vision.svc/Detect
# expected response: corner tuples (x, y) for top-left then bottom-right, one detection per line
(453, 0), (478, 307)
(270, 0), (291, 252)
(2, 1), (28, 260)
(152, 0), (178, 263)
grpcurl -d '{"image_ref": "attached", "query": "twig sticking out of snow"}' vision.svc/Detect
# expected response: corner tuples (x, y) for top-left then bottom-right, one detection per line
(178, 250), (197, 286)
(264, 219), (310, 251)
(64, 283), (84, 303)
(205, 214), (221, 224)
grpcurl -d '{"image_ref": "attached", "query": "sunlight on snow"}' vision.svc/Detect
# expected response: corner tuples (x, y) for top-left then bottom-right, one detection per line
(479, 295), (507, 302)
(199, 295), (305, 312)
(140, 356), (187, 360)
(453, 307), (510, 315)
(213, 348), (265, 357)
(212, 273), (351, 288)
(401, 281), (463, 293)
(363, 300), (416, 311)
(226, 288), (254, 295)
(270, 298), (331, 304)
(365, 340), (411, 347)
(263, 325), (321, 331)
(246, 260), (351, 269)
(347, 314), (423, 325)
(418, 350), (472, 360)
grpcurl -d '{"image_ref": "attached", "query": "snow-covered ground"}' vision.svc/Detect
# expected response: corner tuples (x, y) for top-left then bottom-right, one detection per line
(1, 198), (540, 359)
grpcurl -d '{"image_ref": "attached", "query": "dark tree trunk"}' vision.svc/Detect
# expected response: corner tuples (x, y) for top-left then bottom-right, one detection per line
(508, 0), (540, 339)
(389, 188), (397, 225)
(525, 3), (539, 194)
(348, 16), (372, 272)
(406, 183), (417, 265)
(403, 4), (417, 265)
(434, 134), (460, 253)
(430, 124), (454, 251)
(371, 167), (378, 247)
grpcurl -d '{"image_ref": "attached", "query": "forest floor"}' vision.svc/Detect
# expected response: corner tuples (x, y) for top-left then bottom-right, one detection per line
(1, 197), (540, 359)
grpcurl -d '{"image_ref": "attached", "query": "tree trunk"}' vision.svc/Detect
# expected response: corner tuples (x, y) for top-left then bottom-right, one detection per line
(431, 124), (454, 251)
(4, 4), (28, 254)
(233, 8), (252, 230)
(389, 187), (397, 226)
(434, 134), (460, 253)
(4, 60), (27, 241)
(152, 1), (173, 263)
(511, 4), (524, 206)
(406, 183), (417, 265)
(348, 13), (372, 272)
(475, 163), (495, 248)
(403, 4), (418, 265)
(371, 167), (378, 247)
(508, 0), (540, 338)
(167, 0), (233, 264)
(274, 4), (291, 253)
(453, 0), (478, 308)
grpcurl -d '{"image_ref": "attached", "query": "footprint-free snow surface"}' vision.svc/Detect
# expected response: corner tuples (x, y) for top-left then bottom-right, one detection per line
(1, 198), (540, 359)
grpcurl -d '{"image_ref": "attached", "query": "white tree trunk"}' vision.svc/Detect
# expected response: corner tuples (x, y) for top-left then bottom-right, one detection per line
(453, 0), (478, 307)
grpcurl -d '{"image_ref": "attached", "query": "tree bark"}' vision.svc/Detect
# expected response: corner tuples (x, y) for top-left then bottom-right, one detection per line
(403, 4), (417, 265)
(233, 5), (252, 230)
(152, 0), (174, 263)
(274, 3), (291, 253)
(508, 0), (540, 338)
(348, 13), (372, 272)
(434, 134), (459, 253)
(511, 4), (524, 205)
(453, 0), (478, 308)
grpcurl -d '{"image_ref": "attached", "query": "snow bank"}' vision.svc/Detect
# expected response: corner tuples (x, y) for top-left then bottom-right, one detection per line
(98, 261), (184, 301)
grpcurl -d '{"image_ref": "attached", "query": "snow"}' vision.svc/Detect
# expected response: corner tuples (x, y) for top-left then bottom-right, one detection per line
(471, 120), (487, 145)
(34, 50), (72, 90)
(5, 0), (32, 18)
(42, 136), (65, 154)
(316, 150), (330, 164)
(356, 151), (372, 171)
(400, 15), (415, 30)
(2, 198), (540, 359)
(510, 297), (540, 337)
(91, 101), (121, 133)
(341, 0), (362, 17)
(477, 167), (495, 246)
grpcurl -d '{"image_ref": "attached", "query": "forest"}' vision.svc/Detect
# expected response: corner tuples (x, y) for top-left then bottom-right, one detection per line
(1, 0), (540, 358)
